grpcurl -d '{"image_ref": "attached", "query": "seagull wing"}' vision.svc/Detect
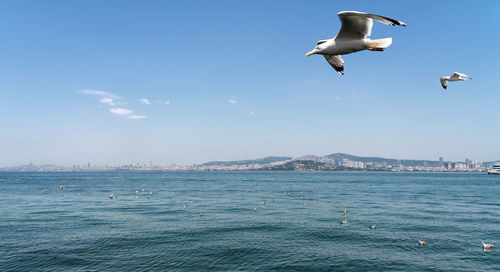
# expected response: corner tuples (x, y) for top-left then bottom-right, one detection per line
(323, 55), (344, 75)
(335, 11), (406, 40)
(452, 72), (472, 79)
(440, 78), (447, 90)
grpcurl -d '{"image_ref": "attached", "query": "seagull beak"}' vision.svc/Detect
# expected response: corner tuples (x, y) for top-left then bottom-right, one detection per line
(305, 50), (316, 56)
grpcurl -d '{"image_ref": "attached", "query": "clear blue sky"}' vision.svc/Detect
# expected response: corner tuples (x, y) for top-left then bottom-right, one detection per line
(1, 0), (499, 166)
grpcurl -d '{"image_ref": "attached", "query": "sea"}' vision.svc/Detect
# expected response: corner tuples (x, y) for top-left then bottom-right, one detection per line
(0, 171), (498, 271)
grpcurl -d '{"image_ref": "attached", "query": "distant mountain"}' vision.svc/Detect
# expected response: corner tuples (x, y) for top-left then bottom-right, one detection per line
(325, 153), (442, 167)
(200, 156), (292, 167)
(258, 160), (334, 171)
(485, 160), (500, 165)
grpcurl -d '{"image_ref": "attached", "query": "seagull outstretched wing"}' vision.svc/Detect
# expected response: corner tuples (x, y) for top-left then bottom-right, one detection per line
(335, 11), (406, 41)
(323, 55), (344, 75)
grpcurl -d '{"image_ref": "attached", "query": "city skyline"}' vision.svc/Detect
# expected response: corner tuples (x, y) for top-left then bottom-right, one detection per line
(1, 151), (498, 169)
(1, 1), (499, 166)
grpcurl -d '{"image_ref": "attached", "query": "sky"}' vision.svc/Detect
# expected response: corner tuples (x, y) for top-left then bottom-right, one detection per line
(1, 0), (499, 166)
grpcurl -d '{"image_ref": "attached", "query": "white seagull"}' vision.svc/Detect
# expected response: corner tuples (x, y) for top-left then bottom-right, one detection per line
(306, 11), (406, 75)
(440, 72), (472, 90)
(482, 241), (494, 250)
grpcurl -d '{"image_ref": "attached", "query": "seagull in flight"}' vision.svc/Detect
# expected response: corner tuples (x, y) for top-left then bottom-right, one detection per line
(440, 72), (472, 90)
(305, 11), (406, 75)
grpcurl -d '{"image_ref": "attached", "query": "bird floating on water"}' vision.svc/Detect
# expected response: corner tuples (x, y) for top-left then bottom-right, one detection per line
(253, 208), (257, 212)
(304, 202), (307, 208)
(440, 72), (472, 90)
(370, 225), (376, 230)
(340, 219), (347, 224)
(273, 199), (277, 203)
(482, 241), (494, 250)
(418, 240), (427, 246)
(306, 11), (406, 75)
(59, 185), (64, 190)
(109, 194), (116, 199)
(342, 210), (347, 216)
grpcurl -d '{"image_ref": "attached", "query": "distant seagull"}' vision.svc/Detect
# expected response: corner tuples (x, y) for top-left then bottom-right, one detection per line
(261, 201), (266, 205)
(253, 208), (257, 212)
(418, 240), (427, 246)
(304, 202), (307, 208)
(109, 194), (116, 199)
(340, 219), (347, 224)
(273, 199), (277, 203)
(199, 212), (203, 217)
(482, 241), (494, 250)
(306, 11), (406, 75)
(59, 185), (64, 190)
(440, 72), (472, 90)
(42, 189), (47, 193)
(370, 225), (376, 230)
(342, 210), (347, 216)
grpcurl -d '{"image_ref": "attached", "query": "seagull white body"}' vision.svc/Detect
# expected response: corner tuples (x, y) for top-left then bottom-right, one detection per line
(482, 241), (494, 250)
(306, 11), (406, 75)
(440, 72), (472, 90)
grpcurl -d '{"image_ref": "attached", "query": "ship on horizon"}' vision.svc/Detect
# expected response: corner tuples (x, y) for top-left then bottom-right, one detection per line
(487, 164), (500, 175)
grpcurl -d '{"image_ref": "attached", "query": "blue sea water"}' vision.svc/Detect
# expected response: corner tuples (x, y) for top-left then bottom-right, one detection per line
(0, 171), (499, 271)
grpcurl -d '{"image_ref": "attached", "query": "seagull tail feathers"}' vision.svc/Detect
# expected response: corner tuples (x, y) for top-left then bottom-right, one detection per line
(366, 38), (392, 51)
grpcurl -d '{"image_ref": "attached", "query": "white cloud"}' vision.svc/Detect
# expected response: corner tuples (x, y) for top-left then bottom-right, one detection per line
(100, 98), (115, 106)
(140, 98), (152, 105)
(78, 89), (120, 99)
(165, 100), (171, 105)
(228, 99), (237, 104)
(335, 96), (341, 100)
(249, 111), (255, 116)
(109, 108), (133, 116)
(127, 115), (147, 119)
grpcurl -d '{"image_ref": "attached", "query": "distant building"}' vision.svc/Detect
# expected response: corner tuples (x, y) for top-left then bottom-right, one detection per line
(444, 161), (455, 170)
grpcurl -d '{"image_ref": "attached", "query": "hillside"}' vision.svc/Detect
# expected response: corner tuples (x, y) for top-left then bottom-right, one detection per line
(200, 156), (292, 167)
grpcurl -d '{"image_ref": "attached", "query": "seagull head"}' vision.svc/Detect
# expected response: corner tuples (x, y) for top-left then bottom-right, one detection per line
(306, 40), (332, 56)
(306, 43), (327, 56)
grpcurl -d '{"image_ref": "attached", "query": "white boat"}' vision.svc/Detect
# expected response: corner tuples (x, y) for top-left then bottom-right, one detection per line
(488, 164), (500, 175)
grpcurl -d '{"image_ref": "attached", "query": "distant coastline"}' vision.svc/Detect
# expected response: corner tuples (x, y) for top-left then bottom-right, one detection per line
(2, 153), (498, 173)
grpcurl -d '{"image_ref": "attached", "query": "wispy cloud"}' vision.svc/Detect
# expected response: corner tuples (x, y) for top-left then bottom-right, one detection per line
(140, 98), (152, 105)
(249, 111), (255, 116)
(100, 98), (115, 106)
(228, 99), (237, 104)
(127, 115), (147, 119)
(109, 108), (133, 116)
(165, 100), (171, 105)
(80, 89), (148, 119)
(335, 96), (341, 100)
(78, 89), (120, 99)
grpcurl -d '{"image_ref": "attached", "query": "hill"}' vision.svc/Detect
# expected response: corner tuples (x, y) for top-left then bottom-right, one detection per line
(200, 156), (292, 167)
